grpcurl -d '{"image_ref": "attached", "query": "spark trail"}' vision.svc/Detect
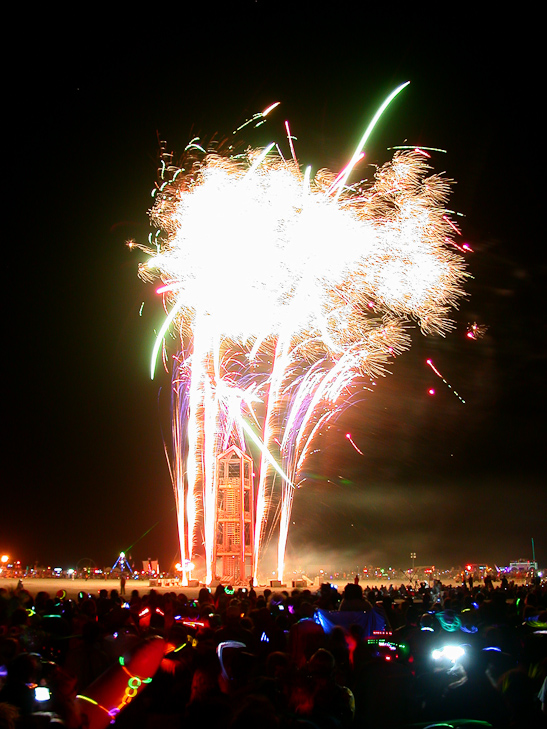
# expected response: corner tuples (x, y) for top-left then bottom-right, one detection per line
(134, 85), (469, 584)
(346, 433), (364, 456)
(426, 358), (466, 404)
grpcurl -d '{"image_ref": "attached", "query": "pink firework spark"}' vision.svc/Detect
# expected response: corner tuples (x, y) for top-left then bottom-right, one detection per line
(426, 358), (465, 404)
(346, 433), (364, 455)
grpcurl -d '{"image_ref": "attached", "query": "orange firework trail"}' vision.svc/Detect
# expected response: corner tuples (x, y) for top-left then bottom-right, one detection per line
(134, 84), (470, 584)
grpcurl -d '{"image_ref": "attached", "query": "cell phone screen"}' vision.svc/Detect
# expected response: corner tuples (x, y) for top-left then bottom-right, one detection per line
(35, 686), (51, 702)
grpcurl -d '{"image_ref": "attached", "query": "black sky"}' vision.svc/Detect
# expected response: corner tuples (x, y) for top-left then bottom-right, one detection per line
(4, 7), (545, 576)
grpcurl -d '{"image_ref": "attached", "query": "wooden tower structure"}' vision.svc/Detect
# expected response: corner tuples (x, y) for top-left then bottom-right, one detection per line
(214, 445), (255, 583)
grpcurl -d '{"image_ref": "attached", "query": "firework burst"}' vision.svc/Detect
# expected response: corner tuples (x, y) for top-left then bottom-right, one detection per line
(134, 86), (469, 584)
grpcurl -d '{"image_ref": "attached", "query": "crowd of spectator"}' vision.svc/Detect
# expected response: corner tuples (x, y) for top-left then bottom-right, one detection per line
(0, 577), (545, 728)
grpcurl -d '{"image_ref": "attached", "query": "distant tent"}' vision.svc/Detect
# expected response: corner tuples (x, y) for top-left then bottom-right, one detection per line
(143, 560), (159, 573)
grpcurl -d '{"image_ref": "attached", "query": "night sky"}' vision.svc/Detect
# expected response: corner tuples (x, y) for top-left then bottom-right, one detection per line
(5, 8), (544, 577)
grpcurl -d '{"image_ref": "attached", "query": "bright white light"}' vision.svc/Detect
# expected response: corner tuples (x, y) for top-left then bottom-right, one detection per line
(35, 687), (51, 702)
(432, 645), (465, 663)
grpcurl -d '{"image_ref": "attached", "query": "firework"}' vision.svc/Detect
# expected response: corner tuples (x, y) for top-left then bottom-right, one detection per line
(466, 321), (487, 340)
(426, 358), (466, 404)
(346, 433), (364, 456)
(134, 85), (469, 585)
